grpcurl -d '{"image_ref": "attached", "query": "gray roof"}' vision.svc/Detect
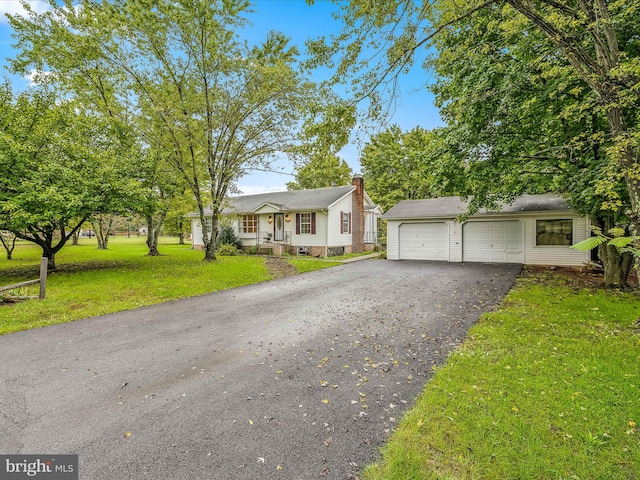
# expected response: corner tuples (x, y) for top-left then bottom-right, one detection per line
(195, 186), (357, 216)
(382, 194), (571, 220)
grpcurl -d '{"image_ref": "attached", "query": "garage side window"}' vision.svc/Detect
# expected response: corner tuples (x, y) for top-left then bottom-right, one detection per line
(536, 219), (573, 246)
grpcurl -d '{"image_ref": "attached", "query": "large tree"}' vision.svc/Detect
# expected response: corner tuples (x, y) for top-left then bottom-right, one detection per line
(11, 0), (339, 261)
(309, 0), (639, 287)
(424, 0), (635, 286)
(360, 125), (457, 212)
(0, 85), (142, 268)
(287, 154), (353, 190)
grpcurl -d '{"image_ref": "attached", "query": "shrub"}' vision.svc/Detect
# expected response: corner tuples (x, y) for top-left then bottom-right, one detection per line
(216, 244), (240, 256)
(216, 226), (242, 250)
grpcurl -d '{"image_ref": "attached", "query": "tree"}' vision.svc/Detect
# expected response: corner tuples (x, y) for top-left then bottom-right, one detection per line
(10, 0), (340, 261)
(163, 188), (197, 245)
(360, 125), (457, 211)
(287, 154), (353, 190)
(0, 231), (17, 260)
(0, 85), (141, 269)
(422, 1), (635, 286)
(309, 0), (639, 287)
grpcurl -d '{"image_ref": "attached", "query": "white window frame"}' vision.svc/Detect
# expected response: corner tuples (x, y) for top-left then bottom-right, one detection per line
(299, 213), (312, 234)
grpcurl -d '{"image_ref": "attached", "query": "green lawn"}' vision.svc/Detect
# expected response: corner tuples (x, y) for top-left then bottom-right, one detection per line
(364, 270), (640, 480)
(0, 236), (335, 335)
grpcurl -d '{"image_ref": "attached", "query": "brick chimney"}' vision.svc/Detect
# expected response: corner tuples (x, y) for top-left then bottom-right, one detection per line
(351, 175), (365, 253)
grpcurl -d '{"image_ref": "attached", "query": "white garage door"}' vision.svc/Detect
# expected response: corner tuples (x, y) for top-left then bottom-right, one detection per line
(463, 221), (522, 263)
(399, 223), (449, 261)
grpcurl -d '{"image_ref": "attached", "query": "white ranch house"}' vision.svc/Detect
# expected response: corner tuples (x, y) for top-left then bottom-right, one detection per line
(383, 194), (591, 266)
(191, 177), (383, 256)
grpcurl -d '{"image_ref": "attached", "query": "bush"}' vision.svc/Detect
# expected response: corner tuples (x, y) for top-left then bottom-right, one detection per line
(216, 226), (242, 250)
(216, 244), (240, 256)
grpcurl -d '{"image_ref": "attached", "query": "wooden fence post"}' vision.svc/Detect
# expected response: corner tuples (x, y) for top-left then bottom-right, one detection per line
(39, 257), (48, 299)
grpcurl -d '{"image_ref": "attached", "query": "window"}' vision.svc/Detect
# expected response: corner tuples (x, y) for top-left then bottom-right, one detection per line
(296, 212), (316, 235)
(299, 213), (312, 234)
(536, 219), (573, 246)
(240, 214), (258, 234)
(340, 211), (351, 234)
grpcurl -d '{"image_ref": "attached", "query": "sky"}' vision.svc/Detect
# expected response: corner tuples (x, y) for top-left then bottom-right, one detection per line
(0, 0), (444, 195)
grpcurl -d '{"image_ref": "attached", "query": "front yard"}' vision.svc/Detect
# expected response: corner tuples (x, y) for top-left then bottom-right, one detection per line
(0, 237), (338, 335)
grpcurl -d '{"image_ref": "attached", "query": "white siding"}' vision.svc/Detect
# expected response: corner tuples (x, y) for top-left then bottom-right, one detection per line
(192, 219), (204, 247)
(386, 212), (591, 267)
(523, 214), (590, 266)
(326, 195), (353, 247)
(291, 211), (328, 247)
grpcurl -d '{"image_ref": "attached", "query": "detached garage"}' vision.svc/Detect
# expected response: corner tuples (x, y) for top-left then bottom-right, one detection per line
(384, 194), (591, 266)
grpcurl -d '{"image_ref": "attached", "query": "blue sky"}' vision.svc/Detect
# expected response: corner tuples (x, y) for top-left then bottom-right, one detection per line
(0, 0), (443, 194)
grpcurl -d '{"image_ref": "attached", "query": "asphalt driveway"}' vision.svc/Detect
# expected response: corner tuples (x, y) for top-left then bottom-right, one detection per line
(0, 259), (520, 479)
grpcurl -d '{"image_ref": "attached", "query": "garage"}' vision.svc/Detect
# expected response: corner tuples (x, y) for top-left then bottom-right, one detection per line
(399, 222), (448, 261)
(462, 220), (523, 263)
(384, 194), (591, 266)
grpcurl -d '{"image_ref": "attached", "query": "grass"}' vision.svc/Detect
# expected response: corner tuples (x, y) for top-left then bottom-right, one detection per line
(364, 270), (640, 480)
(0, 236), (336, 335)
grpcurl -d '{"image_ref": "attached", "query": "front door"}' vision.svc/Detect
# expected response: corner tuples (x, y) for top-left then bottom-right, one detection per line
(274, 213), (285, 242)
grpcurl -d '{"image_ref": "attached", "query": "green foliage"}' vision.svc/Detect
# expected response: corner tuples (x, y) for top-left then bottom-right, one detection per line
(216, 226), (242, 250)
(309, 0), (640, 230)
(0, 84), (144, 267)
(0, 237), (270, 335)
(423, 0), (635, 218)
(573, 226), (640, 257)
(286, 258), (340, 273)
(215, 244), (240, 256)
(360, 126), (457, 211)
(364, 271), (640, 479)
(287, 154), (353, 190)
(9, 0), (342, 262)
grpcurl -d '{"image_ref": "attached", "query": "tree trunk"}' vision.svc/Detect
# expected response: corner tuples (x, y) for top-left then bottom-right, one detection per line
(72, 229), (80, 246)
(145, 211), (167, 256)
(92, 213), (114, 250)
(203, 212), (218, 262)
(43, 249), (56, 270)
(178, 220), (185, 245)
(599, 243), (632, 289)
(0, 234), (16, 260)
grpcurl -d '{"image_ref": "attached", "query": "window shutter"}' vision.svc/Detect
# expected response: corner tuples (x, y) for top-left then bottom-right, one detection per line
(340, 211), (344, 234)
(296, 213), (301, 235)
(311, 212), (316, 235)
(348, 212), (352, 234)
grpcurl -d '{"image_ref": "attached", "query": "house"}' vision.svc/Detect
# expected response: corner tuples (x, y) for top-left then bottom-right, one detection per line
(191, 176), (383, 256)
(383, 194), (591, 266)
